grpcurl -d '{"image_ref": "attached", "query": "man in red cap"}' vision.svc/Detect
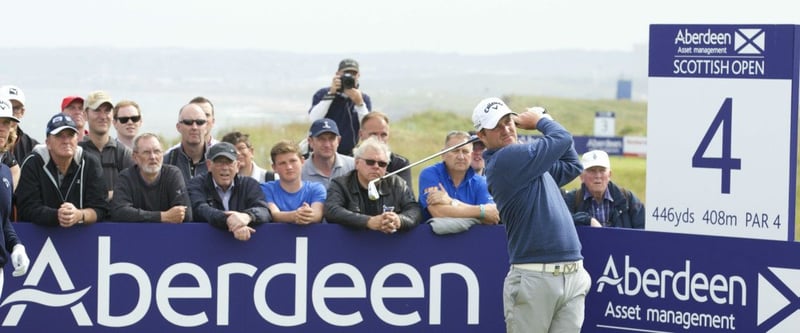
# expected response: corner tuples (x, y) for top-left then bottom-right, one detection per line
(61, 95), (87, 141)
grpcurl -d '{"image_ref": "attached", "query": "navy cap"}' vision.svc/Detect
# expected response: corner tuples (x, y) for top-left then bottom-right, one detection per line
(46, 113), (78, 136)
(309, 118), (340, 137)
(207, 142), (238, 161)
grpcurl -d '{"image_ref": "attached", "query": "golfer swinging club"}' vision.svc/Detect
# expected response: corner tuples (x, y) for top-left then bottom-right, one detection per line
(472, 97), (591, 333)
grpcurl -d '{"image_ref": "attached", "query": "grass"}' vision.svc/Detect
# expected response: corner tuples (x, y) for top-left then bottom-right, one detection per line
(217, 94), (799, 240)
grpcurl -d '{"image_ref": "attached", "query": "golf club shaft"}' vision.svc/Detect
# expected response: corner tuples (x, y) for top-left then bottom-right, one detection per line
(380, 136), (480, 181)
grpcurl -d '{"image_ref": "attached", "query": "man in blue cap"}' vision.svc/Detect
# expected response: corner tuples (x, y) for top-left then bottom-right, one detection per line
(16, 113), (108, 226)
(301, 118), (355, 188)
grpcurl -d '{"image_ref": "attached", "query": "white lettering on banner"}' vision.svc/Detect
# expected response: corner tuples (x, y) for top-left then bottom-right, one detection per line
(672, 59), (765, 76)
(674, 29), (732, 45)
(595, 255), (746, 306)
(0, 236), (481, 328)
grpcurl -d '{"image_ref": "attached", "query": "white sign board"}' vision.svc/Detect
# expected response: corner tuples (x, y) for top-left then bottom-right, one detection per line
(593, 111), (615, 137)
(646, 25), (798, 241)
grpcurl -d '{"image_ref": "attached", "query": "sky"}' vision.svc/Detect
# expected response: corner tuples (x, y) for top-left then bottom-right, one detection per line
(5, 0), (797, 54)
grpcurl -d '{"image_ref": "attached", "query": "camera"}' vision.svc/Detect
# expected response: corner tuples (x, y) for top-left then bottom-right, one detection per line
(339, 73), (357, 91)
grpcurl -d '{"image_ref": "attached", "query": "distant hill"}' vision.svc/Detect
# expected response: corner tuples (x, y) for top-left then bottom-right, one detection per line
(0, 47), (648, 139)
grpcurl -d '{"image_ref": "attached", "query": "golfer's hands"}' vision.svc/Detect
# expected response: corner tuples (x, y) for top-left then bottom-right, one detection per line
(11, 244), (29, 277)
(514, 107), (550, 130)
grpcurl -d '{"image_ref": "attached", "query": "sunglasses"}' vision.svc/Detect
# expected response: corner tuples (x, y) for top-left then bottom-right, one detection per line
(180, 119), (207, 126)
(116, 116), (141, 124)
(363, 159), (389, 168)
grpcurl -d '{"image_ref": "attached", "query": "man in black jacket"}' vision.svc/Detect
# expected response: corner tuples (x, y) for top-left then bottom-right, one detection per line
(563, 150), (645, 228)
(17, 113), (108, 226)
(324, 137), (421, 233)
(188, 142), (270, 241)
(110, 133), (192, 223)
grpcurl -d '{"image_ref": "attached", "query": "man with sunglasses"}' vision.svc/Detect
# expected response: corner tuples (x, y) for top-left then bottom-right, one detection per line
(112, 100), (143, 150)
(324, 137), (421, 233)
(164, 103), (209, 185)
(418, 131), (499, 235)
(308, 58), (372, 157)
(0, 85), (38, 164)
(301, 118), (354, 188)
(79, 91), (134, 200)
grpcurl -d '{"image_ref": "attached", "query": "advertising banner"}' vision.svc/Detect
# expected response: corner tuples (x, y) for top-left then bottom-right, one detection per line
(646, 24), (799, 241)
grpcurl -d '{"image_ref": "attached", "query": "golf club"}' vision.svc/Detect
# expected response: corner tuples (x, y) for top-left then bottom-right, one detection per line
(368, 135), (480, 200)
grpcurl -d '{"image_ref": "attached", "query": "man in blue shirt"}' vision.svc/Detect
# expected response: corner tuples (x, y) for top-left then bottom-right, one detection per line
(262, 140), (326, 224)
(418, 131), (498, 234)
(472, 97), (590, 333)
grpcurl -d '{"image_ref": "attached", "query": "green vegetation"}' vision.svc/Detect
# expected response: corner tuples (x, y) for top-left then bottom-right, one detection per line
(218, 95), (800, 240)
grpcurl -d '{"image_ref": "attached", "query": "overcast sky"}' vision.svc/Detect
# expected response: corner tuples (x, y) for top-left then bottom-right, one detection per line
(5, 0), (796, 54)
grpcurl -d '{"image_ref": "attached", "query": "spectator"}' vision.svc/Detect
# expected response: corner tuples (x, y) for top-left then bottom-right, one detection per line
(472, 98), (589, 332)
(110, 133), (192, 223)
(563, 149), (645, 228)
(0, 99), (20, 191)
(60, 95), (87, 141)
(188, 142), (270, 241)
(221, 131), (276, 182)
(163, 103), (209, 185)
(261, 140), (325, 224)
(0, 152), (30, 280)
(301, 118), (355, 188)
(189, 96), (218, 146)
(0, 85), (38, 164)
(418, 131), (498, 234)
(358, 111), (412, 187)
(113, 100), (143, 150)
(324, 137), (421, 233)
(308, 58), (372, 156)
(17, 113), (107, 226)
(468, 130), (486, 175)
(79, 91), (134, 199)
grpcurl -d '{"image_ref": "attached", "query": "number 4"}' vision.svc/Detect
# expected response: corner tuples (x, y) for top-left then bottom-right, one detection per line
(692, 98), (742, 194)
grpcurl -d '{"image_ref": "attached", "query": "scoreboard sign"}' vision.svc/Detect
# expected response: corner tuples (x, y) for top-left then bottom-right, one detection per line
(646, 25), (799, 241)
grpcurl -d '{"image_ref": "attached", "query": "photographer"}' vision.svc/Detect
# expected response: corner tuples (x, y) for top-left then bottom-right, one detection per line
(308, 58), (372, 156)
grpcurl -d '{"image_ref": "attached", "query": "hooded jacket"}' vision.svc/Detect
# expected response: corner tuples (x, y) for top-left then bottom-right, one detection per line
(16, 144), (108, 225)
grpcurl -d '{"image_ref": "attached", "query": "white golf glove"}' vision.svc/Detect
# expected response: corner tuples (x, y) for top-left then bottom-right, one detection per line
(527, 106), (553, 121)
(10, 244), (30, 277)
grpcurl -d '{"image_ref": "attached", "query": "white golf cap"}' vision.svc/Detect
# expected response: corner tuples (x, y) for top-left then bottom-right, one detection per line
(0, 85), (25, 106)
(0, 98), (21, 123)
(472, 97), (517, 130)
(581, 150), (611, 170)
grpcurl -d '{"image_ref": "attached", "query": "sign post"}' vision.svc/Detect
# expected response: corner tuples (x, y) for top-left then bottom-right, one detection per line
(646, 24), (799, 241)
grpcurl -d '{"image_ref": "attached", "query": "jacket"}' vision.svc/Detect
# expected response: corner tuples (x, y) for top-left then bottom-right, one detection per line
(563, 181), (645, 229)
(188, 172), (271, 229)
(17, 144), (108, 225)
(0, 164), (20, 266)
(324, 170), (422, 230)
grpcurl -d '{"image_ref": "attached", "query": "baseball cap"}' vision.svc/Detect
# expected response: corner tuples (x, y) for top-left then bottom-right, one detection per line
(338, 58), (359, 72)
(46, 113), (78, 136)
(61, 96), (85, 111)
(472, 97), (517, 130)
(0, 85), (25, 105)
(309, 118), (340, 137)
(206, 142), (238, 161)
(86, 90), (114, 109)
(581, 150), (611, 170)
(0, 98), (20, 122)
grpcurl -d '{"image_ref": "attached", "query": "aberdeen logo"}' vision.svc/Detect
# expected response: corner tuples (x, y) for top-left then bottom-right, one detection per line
(757, 267), (800, 331)
(734, 29), (765, 55)
(0, 238), (92, 326)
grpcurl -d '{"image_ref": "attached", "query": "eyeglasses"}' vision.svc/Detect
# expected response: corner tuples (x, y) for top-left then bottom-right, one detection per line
(363, 159), (389, 168)
(117, 116), (141, 124)
(180, 119), (207, 126)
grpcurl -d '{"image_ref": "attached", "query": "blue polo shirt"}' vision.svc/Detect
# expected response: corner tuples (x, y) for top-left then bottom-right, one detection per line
(417, 162), (493, 221)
